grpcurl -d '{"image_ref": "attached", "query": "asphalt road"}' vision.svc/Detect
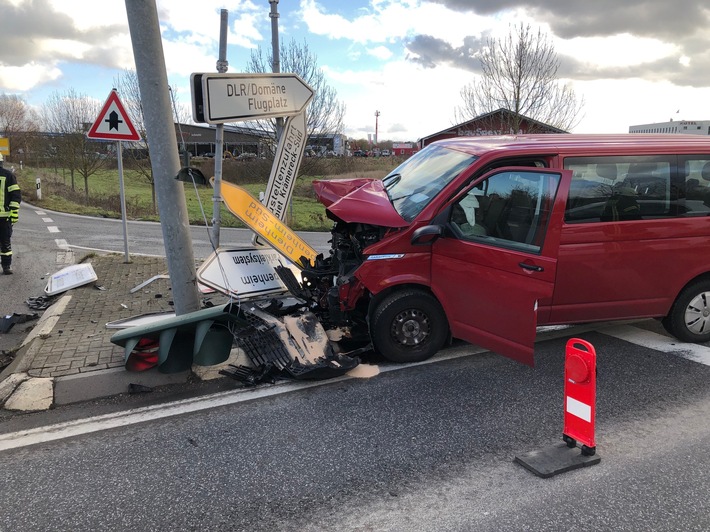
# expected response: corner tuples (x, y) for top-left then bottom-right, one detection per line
(3, 202), (710, 530)
(0, 332), (709, 530)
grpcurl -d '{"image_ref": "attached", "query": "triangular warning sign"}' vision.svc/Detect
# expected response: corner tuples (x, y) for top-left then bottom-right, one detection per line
(87, 90), (141, 141)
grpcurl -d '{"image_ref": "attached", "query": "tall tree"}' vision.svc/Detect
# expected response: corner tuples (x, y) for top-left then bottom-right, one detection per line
(42, 89), (106, 197)
(0, 94), (41, 163)
(455, 23), (583, 133)
(245, 38), (346, 173)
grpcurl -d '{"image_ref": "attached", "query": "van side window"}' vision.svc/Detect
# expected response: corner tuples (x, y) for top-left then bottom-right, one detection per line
(450, 170), (559, 253)
(564, 156), (674, 223)
(680, 156), (710, 216)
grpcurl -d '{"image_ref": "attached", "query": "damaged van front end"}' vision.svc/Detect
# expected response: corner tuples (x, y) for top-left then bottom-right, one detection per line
(284, 145), (480, 363)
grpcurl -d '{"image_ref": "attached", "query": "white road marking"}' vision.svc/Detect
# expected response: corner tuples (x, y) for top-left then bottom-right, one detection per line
(1, 322), (706, 452)
(47, 226), (60, 233)
(600, 324), (710, 366)
(55, 239), (69, 250)
(42, 217), (53, 223)
(0, 346), (489, 452)
(35, 210), (45, 215)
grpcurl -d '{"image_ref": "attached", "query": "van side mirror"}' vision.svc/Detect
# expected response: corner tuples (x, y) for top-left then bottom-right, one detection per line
(411, 225), (443, 246)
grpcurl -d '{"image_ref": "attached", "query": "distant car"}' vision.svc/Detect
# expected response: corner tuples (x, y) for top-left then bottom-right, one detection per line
(202, 152), (215, 158)
(353, 150), (367, 157)
(381, 149), (391, 156)
(235, 152), (257, 161)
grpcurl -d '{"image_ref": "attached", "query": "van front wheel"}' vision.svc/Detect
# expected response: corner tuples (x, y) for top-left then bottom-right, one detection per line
(371, 289), (448, 363)
(663, 280), (710, 343)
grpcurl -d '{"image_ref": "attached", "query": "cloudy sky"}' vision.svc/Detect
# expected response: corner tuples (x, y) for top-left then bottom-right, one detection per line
(1, 0), (708, 142)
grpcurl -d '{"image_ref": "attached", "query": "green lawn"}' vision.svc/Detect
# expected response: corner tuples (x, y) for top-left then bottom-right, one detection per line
(14, 158), (397, 231)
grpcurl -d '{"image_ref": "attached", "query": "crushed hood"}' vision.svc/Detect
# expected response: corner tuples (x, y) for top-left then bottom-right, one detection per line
(312, 178), (408, 228)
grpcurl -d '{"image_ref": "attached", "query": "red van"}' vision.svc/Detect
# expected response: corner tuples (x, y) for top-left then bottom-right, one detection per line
(298, 135), (710, 366)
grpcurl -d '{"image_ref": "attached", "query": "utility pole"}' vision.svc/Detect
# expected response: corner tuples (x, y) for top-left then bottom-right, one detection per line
(124, 0), (201, 315)
(375, 110), (380, 148)
(210, 9), (229, 248)
(269, 0), (284, 143)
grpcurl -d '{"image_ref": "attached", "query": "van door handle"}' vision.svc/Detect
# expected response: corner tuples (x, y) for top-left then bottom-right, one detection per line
(519, 262), (544, 272)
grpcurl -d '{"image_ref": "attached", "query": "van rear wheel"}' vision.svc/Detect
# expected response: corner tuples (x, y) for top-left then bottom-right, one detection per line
(371, 289), (448, 363)
(663, 280), (710, 343)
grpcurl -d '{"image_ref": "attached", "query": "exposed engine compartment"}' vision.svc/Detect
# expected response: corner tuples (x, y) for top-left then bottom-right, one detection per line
(278, 218), (388, 345)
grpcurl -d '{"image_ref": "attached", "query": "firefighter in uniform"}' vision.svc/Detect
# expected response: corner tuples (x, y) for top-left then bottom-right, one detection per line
(0, 153), (21, 274)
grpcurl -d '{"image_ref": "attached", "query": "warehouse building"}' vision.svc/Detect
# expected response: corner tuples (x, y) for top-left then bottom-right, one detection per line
(629, 120), (710, 135)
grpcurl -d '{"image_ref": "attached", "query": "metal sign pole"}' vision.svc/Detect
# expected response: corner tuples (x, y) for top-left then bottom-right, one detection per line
(116, 140), (130, 262)
(210, 9), (229, 249)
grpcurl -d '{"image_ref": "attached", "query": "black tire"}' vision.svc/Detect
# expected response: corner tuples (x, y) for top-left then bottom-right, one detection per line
(662, 279), (710, 343)
(371, 289), (448, 363)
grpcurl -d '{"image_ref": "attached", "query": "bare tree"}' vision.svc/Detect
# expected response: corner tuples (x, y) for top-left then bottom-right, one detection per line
(0, 94), (41, 163)
(455, 23), (583, 133)
(114, 69), (192, 211)
(42, 89), (106, 197)
(245, 38), (346, 173)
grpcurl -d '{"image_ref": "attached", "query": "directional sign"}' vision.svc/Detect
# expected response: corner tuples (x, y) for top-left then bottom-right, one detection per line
(219, 181), (318, 268)
(87, 90), (141, 141)
(196, 247), (299, 299)
(191, 72), (314, 124)
(263, 112), (308, 221)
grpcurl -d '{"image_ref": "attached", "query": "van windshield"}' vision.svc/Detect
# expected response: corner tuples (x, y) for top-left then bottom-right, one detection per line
(383, 145), (477, 221)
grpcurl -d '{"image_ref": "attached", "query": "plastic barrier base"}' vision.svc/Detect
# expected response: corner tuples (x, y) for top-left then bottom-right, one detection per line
(514, 443), (601, 479)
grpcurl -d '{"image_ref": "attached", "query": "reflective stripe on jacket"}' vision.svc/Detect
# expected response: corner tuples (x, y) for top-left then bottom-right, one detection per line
(0, 170), (21, 218)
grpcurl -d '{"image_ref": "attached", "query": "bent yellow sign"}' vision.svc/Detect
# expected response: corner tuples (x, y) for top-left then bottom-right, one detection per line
(220, 181), (318, 268)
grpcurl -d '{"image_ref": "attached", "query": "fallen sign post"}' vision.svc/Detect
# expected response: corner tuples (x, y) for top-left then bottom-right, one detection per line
(262, 111), (308, 221)
(218, 180), (318, 268)
(196, 247), (301, 299)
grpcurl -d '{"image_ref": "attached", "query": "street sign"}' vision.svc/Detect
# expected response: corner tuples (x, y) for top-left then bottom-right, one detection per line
(262, 112), (307, 221)
(219, 181), (318, 268)
(0, 137), (9, 156)
(87, 90), (141, 141)
(191, 72), (314, 124)
(196, 247), (300, 299)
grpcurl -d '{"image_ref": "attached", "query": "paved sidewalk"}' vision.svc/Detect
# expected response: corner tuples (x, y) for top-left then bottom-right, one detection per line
(0, 253), (228, 411)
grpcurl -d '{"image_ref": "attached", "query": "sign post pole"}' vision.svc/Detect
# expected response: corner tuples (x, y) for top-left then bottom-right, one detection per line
(116, 140), (130, 262)
(86, 89), (141, 263)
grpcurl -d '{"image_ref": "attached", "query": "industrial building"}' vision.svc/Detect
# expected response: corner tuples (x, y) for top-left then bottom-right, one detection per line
(629, 120), (710, 135)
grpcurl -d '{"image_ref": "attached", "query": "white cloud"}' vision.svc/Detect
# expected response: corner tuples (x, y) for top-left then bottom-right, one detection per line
(0, 62), (62, 91)
(325, 58), (471, 141)
(367, 46), (393, 60)
(558, 33), (679, 68)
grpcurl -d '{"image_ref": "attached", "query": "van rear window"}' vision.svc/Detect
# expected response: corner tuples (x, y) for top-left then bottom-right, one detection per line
(563, 156), (681, 223)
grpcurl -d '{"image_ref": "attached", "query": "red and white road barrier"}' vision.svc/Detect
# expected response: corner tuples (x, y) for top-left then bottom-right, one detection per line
(563, 338), (597, 455)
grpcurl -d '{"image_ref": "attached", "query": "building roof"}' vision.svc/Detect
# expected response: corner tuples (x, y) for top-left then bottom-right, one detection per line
(418, 108), (568, 145)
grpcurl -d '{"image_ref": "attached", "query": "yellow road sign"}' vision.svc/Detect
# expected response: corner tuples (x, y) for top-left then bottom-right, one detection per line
(0, 138), (9, 155)
(220, 181), (318, 268)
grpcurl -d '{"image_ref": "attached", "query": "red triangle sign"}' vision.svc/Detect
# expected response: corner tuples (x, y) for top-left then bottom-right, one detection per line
(87, 90), (141, 141)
